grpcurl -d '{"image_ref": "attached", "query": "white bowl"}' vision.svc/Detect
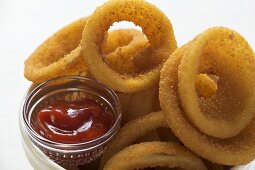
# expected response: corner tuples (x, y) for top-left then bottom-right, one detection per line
(20, 113), (81, 170)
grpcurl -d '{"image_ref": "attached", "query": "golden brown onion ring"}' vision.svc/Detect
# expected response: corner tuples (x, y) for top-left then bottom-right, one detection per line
(195, 73), (218, 98)
(178, 27), (255, 138)
(101, 29), (144, 55)
(103, 141), (207, 170)
(82, 0), (177, 92)
(106, 34), (159, 124)
(121, 85), (159, 124)
(103, 29), (156, 124)
(24, 18), (88, 83)
(159, 44), (255, 165)
(99, 111), (167, 169)
(102, 29), (149, 75)
(24, 17), (147, 83)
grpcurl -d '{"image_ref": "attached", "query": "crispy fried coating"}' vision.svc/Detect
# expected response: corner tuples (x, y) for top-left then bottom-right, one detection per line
(103, 30), (160, 125)
(24, 17), (149, 84)
(100, 111), (167, 169)
(82, 0), (177, 92)
(178, 27), (255, 138)
(102, 29), (150, 75)
(24, 0), (255, 167)
(120, 85), (159, 124)
(195, 73), (218, 98)
(160, 44), (255, 165)
(102, 29), (141, 55)
(103, 141), (206, 170)
(24, 18), (88, 83)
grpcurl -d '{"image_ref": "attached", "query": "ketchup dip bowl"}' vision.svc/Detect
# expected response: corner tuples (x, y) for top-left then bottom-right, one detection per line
(20, 76), (122, 167)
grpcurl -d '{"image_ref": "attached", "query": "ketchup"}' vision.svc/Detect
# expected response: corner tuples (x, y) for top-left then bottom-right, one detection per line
(32, 98), (114, 144)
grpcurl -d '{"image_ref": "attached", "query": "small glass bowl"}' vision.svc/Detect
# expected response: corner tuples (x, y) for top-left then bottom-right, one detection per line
(21, 76), (122, 166)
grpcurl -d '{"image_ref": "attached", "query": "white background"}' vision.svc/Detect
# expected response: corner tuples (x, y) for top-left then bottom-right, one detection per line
(0, 0), (255, 169)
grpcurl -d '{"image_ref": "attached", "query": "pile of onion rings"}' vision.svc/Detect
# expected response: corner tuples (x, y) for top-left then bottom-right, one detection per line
(178, 27), (255, 139)
(24, 15), (163, 137)
(23, 0), (255, 169)
(24, 19), (150, 84)
(160, 27), (255, 165)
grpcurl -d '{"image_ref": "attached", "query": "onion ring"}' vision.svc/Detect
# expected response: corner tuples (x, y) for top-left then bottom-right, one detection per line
(102, 29), (150, 75)
(121, 85), (159, 124)
(159, 43), (255, 165)
(102, 29), (145, 55)
(111, 44), (161, 124)
(24, 18), (88, 83)
(103, 141), (207, 170)
(99, 111), (167, 169)
(82, 0), (177, 92)
(24, 17), (148, 83)
(103, 29), (157, 124)
(178, 27), (255, 138)
(195, 73), (218, 98)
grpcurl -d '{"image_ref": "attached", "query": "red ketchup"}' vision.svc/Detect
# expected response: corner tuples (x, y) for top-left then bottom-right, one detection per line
(32, 98), (114, 144)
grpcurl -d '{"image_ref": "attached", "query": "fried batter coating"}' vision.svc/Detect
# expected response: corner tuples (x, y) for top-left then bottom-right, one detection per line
(102, 29), (150, 75)
(103, 30), (160, 125)
(24, 17), (148, 84)
(24, 18), (88, 83)
(160, 44), (255, 165)
(178, 27), (255, 138)
(104, 141), (206, 170)
(120, 85), (159, 124)
(102, 29), (140, 55)
(100, 111), (167, 169)
(82, 0), (177, 92)
(195, 73), (218, 98)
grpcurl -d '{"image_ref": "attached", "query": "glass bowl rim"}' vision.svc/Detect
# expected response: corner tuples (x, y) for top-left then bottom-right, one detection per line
(22, 75), (122, 150)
